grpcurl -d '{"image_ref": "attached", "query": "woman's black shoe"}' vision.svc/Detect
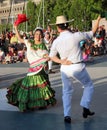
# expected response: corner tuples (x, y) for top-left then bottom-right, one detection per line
(83, 107), (95, 118)
(38, 106), (47, 110)
(49, 70), (55, 74)
(64, 116), (71, 123)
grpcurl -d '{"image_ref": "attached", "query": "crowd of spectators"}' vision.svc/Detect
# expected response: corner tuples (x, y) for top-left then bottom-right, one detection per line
(0, 25), (107, 64)
(0, 25), (58, 65)
(0, 31), (29, 64)
(79, 25), (107, 62)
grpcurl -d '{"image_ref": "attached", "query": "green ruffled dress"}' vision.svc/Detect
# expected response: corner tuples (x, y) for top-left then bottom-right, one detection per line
(6, 42), (56, 112)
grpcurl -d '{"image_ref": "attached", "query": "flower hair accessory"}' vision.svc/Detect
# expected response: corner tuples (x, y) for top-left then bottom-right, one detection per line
(14, 14), (29, 26)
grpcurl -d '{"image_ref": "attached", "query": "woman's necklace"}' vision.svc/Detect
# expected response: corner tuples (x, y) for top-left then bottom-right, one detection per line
(30, 40), (38, 50)
(29, 39), (45, 58)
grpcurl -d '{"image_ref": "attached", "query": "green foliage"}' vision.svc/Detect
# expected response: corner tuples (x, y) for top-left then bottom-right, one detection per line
(42, 0), (103, 31)
(0, 0), (105, 33)
(19, 0), (37, 32)
(44, 0), (57, 26)
(70, 0), (102, 30)
(0, 24), (5, 33)
(27, 0), (37, 31)
(102, 0), (107, 10)
(16, 0), (36, 32)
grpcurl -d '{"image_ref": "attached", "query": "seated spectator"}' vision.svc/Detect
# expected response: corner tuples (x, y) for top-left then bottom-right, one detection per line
(8, 46), (14, 57)
(82, 44), (93, 62)
(94, 34), (102, 47)
(0, 48), (5, 63)
(5, 53), (12, 64)
(94, 34), (104, 55)
(91, 44), (99, 56)
(80, 40), (93, 62)
(82, 49), (88, 61)
(12, 52), (18, 63)
(17, 48), (24, 62)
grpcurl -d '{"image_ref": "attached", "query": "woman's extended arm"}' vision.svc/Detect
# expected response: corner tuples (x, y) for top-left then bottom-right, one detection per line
(14, 25), (25, 44)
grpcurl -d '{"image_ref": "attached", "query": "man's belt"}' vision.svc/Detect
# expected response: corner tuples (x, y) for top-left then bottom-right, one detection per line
(73, 61), (84, 64)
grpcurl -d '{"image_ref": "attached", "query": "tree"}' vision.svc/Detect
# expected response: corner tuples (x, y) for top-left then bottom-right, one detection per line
(102, 0), (107, 10)
(0, 0), (104, 33)
(27, 0), (37, 31)
(19, 0), (37, 32)
(52, 0), (72, 23)
(69, 0), (102, 30)
(44, 0), (57, 27)
(41, 0), (102, 30)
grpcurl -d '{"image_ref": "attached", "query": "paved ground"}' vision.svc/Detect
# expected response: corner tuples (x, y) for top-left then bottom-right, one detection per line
(0, 55), (107, 130)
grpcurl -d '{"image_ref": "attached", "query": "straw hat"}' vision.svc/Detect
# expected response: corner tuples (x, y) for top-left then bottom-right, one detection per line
(56, 15), (68, 24)
(50, 15), (74, 25)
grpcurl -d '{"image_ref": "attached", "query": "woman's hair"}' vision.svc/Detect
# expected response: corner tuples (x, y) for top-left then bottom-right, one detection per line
(34, 29), (44, 38)
(57, 23), (69, 30)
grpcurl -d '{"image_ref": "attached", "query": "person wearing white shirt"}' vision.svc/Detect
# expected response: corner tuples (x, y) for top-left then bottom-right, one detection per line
(49, 15), (101, 123)
(44, 31), (55, 74)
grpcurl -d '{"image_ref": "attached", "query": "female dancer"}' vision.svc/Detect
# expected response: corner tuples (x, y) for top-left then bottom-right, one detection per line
(6, 25), (56, 112)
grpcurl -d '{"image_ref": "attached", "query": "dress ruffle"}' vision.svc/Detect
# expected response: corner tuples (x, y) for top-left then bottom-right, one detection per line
(6, 70), (56, 112)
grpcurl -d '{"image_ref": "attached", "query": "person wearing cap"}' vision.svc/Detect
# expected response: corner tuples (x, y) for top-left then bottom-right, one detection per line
(49, 15), (101, 123)
(6, 21), (56, 112)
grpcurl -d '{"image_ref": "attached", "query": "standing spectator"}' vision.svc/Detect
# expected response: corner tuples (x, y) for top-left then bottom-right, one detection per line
(44, 31), (55, 74)
(47, 25), (54, 36)
(99, 25), (106, 54)
(5, 33), (10, 54)
(99, 25), (106, 40)
(0, 34), (6, 54)
(23, 32), (28, 40)
(23, 47), (28, 62)
(10, 33), (18, 48)
(49, 15), (101, 123)
(28, 31), (34, 40)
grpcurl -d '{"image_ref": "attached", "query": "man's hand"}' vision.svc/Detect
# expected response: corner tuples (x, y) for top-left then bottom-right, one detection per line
(43, 54), (50, 61)
(97, 15), (101, 21)
(61, 59), (72, 65)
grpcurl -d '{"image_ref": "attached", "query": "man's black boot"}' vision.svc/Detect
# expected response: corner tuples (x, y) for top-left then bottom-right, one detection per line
(83, 107), (95, 118)
(64, 116), (71, 123)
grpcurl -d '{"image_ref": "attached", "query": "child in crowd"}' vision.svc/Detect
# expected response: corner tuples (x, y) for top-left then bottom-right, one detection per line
(5, 53), (11, 64)
(12, 52), (18, 63)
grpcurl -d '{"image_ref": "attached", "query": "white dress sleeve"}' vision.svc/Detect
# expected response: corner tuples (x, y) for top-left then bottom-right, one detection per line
(24, 39), (31, 50)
